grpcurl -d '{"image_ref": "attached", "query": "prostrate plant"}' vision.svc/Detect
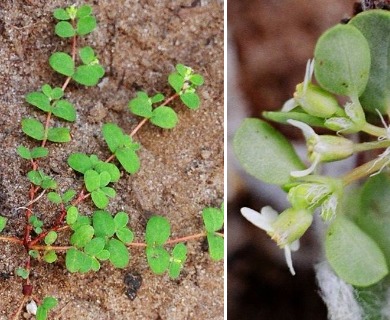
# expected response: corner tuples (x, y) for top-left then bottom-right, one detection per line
(0, 5), (224, 320)
(234, 8), (390, 319)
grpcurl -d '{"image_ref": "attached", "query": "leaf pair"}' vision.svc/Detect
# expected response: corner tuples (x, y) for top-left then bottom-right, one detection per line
(27, 170), (57, 190)
(102, 123), (140, 174)
(22, 118), (71, 143)
(36, 297), (58, 320)
(145, 216), (187, 278)
(168, 64), (204, 109)
(17, 146), (48, 160)
(129, 92), (178, 129)
(54, 5), (96, 38)
(202, 203), (224, 261)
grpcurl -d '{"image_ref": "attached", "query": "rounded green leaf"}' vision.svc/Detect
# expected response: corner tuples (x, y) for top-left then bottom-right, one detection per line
(52, 100), (76, 122)
(78, 252), (93, 273)
(17, 146), (31, 160)
(102, 123), (125, 153)
(70, 225), (94, 248)
(79, 46), (95, 64)
(42, 84), (52, 97)
(146, 246), (170, 274)
(55, 21), (75, 38)
(207, 233), (224, 261)
(76, 16), (97, 36)
(66, 206), (79, 225)
(43, 250), (57, 263)
(22, 118), (45, 141)
(84, 169), (100, 192)
(68, 153), (92, 173)
(93, 210), (115, 237)
(44, 231), (58, 245)
(47, 127), (71, 143)
(91, 257), (101, 271)
(169, 243), (187, 278)
(314, 24), (371, 97)
(349, 10), (390, 113)
(84, 237), (106, 256)
(94, 162), (120, 182)
(263, 111), (325, 128)
(176, 64), (188, 76)
(65, 248), (83, 272)
(180, 92), (200, 109)
(99, 171), (111, 187)
(116, 148), (140, 174)
(25, 92), (51, 112)
(150, 106), (178, 129)
(116, 228), (134, 244)
(128, 96), (153, 118)
(325, 216), (388, 287)
(145, 216), (170, 246)
(31, 147), (49, 159)
(107, 238), (129, 268)
(16, 267), (29, 279)
(151, 93), (165, 103)
(47, 192), (62, 204)
(202, 207), (224, 232)
(51, 87), (64, 100)
(114, 212), (129, 229)
(76, 5), (93, 18)
(233, 118), (304, 186)
(0, 216), (7, 233)
(70, 215), (91, 231)
(62, 189), (76, 203)
(53, 8), (70, 20)
(72, 64), (104, 86)
(91, 189), (109, 209)
(95, 249), (110, 261)
(168, 73), (184, 93)
(189, 74), (204, 86)
(49, 52), (75, 77)
(42, 297), (58, 310)
(101, 186), (116, 198)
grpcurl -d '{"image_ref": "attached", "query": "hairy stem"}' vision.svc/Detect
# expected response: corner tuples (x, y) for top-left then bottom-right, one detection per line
(342, 156), (389, 185)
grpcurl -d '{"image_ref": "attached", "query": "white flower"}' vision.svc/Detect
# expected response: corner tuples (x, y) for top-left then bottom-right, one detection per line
(288, 119), (354, 177)
(241, 206), (300, 275)
(26, 299), (37, 315)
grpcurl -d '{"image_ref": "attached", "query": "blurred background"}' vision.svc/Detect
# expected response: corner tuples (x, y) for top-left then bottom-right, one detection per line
(227, 1), (358, 319)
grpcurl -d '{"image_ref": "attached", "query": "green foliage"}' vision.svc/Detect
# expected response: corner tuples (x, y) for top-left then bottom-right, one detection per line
(22, 118), (45, 141)
(84, 170), (116, 208)
(43, 250), (57, 263)
(17, 146), (48, 160)
(36, 297), (58, 320)
(169, 243), (187, 278)
(16, 267), (29, 280)
(49, 52), (74, 77)
(47, 189), (76, 205)
(29, 215), (44, 234)
(52, 100), (76, 122)
(70, 224), (94, 248)
(44, 231), (58, 245)
(66, 206), (79, 225)
(145, 216), (171, 246)
(55, 21), (75, 38)
(0, 216), (7, 233)
(146, 246), (170, 274)
(233, 118), (304, 186)
(102, 123), (140, 174)
(76, 16), (97, 36)
(72, 64), (104, 86)
(107, 238), (129, 268)
(47, 127), (71, 143)
(27, 170), (57, 190)
(202, 205), (224, 261)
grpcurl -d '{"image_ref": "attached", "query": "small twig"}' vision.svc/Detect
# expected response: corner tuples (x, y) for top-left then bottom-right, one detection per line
(11, 296), (28, 320)
(0, 236), (24, 245)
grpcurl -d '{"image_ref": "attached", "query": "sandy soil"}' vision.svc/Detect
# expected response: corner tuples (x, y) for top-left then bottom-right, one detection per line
(0, 1), (224, 319)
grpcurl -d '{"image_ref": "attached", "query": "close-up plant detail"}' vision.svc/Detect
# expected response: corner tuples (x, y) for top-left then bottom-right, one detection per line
(234, 7), (390, 319)
(0, 4), (223, 319)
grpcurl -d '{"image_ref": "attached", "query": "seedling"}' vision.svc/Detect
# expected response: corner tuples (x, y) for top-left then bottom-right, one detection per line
(0, 5), (223, 319)
(234, 7), (390, 319)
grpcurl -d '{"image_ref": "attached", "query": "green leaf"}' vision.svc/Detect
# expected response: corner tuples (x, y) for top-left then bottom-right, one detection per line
(52, 100), (76, 122)
(70, 215), (91, 231)
(91, 257), (101, 271)
(68, 153), (92, 173)
(49, 52), (75, 77)
(93, 211), (115, 237)
(95, 249), (110, 261)
(180, 92), (200, 109)
(263, 110), (326, 128)
(53, 8), (70, 20)
(145, 216), (170, 246)
(47, 127), (71, 143)
(79, 46), (96, 64)
(99, 171), (111, 187)
(116, 228), (134, 244)
(41, 176), (57, 190)
(150, 106), (178, 129)
(115, 148), (140, 174)
(66, 248), (83, 272)
(72, 64), (104, 86)
(325, 216), (388, 287)
(114, 212), (129, 229)
(43, 250), (57, 263)
(91, 189), (109, 209)
(47, 192), (62, 204)
(169, 243), (187, 279)
(101, 186), (116, 198)
(29, 250), (39, 259)
(349, 10), (390, 114)
(36, 307), (48, 320)
(84, 169), (100, 192)
(202, 207), (224, 232)
(189, 74), (204, 86)
(314, 24), (371, 97)
(27, 170), (43, 186)
(22, 118), (45, 140)
(233, 118), (304, 186)
(62, 189), (76, 203)
(66, 206), (79, 225)
(25, 92), (51, 112)
(31, 147), (49, 159)
(176, 64), (188, 76)
(128, 93), (153, 118)
(76, 16), (97, 36)
(55, 21), (75, 38)
(107, 238), (129, 268)
(168, 73), (184, 93)
(94, 162), (120, 182)
(76, 5), (92, 18)
(16, 267), (29, 279)
(84, 237), (106, 256)
(102, 123), (125, 153)
(151, 93), (165, 103)
(51, 87), (64, 100)
(78, 252), (93, 273)
(17, 146), (31, 159)
(44, 231), (58, 245)
(70, 225), (94, 248)
(207, 233), (224, 261)
(146, 246), (170, 274)
(41, 296), (58, 310)
(42, 84), (52, 97)
(0, 216), (7, 232)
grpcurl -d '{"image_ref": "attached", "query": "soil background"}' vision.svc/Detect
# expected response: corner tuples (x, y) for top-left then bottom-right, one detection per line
(0, 0), (224, 319)
(228, 0), (359, 319)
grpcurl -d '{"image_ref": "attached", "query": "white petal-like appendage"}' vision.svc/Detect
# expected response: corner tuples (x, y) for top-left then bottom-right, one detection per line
(26, 300), (37, 315)
(303, 59), (314, 93)
(290, 239), (300, 251)
(284, 245), (296, 275)
(287, 119), (316, 140)
(281, 98), (298, 112)
(240, 206), (277, 232)
(290, 154), (320, 178)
